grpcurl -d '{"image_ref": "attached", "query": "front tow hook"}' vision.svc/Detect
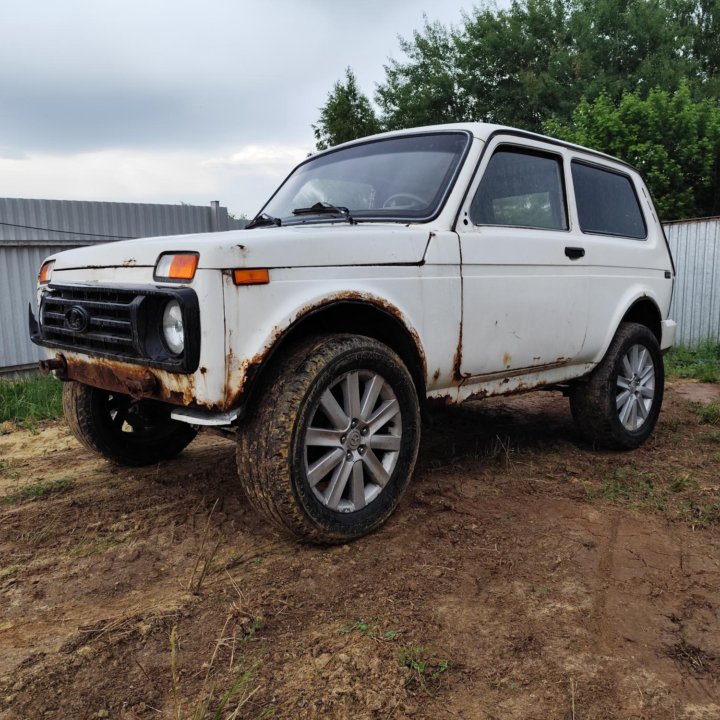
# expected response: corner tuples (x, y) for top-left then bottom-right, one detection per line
(39, 354), (68, 378)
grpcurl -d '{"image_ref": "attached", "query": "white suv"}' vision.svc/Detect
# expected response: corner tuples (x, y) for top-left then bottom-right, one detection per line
(31, 123), (677, 542)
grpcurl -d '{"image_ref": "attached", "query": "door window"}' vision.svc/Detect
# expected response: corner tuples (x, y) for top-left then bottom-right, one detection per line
(470, 147), (568, 231)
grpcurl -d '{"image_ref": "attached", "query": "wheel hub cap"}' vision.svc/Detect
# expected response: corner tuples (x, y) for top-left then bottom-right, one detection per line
(616, 344), (656, 431)
(304, 370), (402, 513)
(346, 429), (362, 450)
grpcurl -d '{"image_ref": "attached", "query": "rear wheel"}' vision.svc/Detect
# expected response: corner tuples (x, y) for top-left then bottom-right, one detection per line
(237, 335), (421, 543)
(570, 322), (664, 449)
(63, 382), (198, 466)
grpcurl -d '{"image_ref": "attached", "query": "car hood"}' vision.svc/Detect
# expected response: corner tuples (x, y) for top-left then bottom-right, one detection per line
(49, 224), (435, 271)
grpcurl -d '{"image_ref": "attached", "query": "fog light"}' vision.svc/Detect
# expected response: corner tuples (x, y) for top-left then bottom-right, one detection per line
(162, 300), (184, 355)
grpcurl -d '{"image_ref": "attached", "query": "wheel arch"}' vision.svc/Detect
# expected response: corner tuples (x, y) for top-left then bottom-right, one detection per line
(620, 297), (662, 343)
(237, 297), (427, 419)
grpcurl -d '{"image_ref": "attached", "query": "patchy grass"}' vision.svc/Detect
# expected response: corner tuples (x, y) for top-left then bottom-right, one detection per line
(583, 463), (720, 526)
(1, 477), (74, 505)
(0, 375), (63, 424)
(69, 537), (123, 558)
(666, 341), (720, 383)
(690, 401), (720, 426)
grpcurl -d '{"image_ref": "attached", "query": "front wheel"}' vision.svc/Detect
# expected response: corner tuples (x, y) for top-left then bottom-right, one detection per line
(236, 335), (421, 543)
(63, 382), (198, 466)
(570, 322), (664, 449)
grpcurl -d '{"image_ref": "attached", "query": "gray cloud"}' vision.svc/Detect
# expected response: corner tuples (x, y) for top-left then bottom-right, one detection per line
(0, 0), (481, 155)
(0, 0), (502, 213)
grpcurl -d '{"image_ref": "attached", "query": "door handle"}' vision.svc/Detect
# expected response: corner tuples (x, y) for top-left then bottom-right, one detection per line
(565, 246), (585, 260)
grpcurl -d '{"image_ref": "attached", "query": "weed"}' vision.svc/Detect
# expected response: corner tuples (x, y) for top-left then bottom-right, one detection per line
(0, 565), (19, 580)
(678, 500), (720, 528)
(0, 460), (19, 480)
(2, 477), (73, 504)
(690, 401), (720, 426)
(670, 473), (693, 493)
(19, 528), (53, 545)
(339, 621), (373, 636)
(0, 376), (63, 424)
(69, 537), (122, 558)
(399, 646), (449, 695)
(530, 585), (549, 597)
(486, 679), (518, 691)
(170, 619), (262, 720)
(188, 499), (222, 593)
(487, 434), (517, 466)
(666, 341), (720, 383)
(339, 619), (398, 641)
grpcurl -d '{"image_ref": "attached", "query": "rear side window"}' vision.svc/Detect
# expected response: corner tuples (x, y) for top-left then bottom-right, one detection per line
(471, 147), (568, 230)
(571, 161), (647, 239)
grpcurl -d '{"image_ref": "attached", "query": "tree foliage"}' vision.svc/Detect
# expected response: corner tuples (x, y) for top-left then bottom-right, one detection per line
(312, 0), (720, 218)
(376, 0), (707, 132)
(312, 68), (380, 151)
(546, 84), (720, 219)
(376, 19), (472, 131)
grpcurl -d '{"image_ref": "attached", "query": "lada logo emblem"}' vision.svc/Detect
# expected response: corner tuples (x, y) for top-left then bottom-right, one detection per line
(65, 305), (90, 333)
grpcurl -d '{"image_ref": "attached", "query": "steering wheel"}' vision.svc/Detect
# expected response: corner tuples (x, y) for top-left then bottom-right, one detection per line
(382, 192), (428, 210)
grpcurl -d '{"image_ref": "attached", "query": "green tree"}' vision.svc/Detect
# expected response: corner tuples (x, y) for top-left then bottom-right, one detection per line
(312, 68), (380, 151)
(566, 0), (695, 101)
(371, 0), (706, 132)
(376, 18), (472, 131)
(455, 0), (577, 130)
(545, 84), (720, 220)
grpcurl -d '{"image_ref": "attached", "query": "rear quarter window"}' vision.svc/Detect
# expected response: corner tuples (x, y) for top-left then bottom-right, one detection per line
(571, 161), (647, 239)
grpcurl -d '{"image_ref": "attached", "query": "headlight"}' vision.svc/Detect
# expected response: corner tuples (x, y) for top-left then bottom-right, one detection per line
(162, 300), (184, 355)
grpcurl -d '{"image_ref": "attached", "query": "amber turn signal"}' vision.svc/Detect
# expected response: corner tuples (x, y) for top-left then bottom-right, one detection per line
(38, 260), (55, 284)
(233, 268), (270, 286)
(154, 253), (199, 281)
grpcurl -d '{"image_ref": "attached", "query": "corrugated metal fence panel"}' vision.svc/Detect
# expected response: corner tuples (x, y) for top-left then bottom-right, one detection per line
(0, 198), (216, 242)
(0, 198), (237, 373)
(0, 244), (70, 371)
(665, 218), (720, 347)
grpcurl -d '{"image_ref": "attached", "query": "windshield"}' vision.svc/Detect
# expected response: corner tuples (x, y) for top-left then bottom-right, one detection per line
(259, 132), (470, 225)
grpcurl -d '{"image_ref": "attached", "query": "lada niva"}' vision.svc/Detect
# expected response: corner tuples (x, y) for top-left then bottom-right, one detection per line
(31, 123), (677, 542)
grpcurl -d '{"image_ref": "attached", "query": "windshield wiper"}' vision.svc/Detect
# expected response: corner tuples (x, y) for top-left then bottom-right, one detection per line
(291, 202), (355, 224)
(246, 213), (282, 230)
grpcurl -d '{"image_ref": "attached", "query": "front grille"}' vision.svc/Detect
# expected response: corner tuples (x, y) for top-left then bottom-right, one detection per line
(34, 283), (201, 373)
(41, 286), (140, 357)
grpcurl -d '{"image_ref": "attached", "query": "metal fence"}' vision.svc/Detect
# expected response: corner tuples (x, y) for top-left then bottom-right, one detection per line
(0, 198), (244, 375)
(665, 217), (720, 347)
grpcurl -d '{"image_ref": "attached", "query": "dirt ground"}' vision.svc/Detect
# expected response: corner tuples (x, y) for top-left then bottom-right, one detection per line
(1, 380), (719, 720)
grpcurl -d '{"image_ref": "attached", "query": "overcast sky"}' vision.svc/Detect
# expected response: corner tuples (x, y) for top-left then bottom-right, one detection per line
(0, 0), (494, 218)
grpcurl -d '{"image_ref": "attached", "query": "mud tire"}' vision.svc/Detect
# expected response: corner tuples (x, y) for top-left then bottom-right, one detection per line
(570, 322), (664, 449)
(63, 381), (198, 466)
(236, 334), (421, 543)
